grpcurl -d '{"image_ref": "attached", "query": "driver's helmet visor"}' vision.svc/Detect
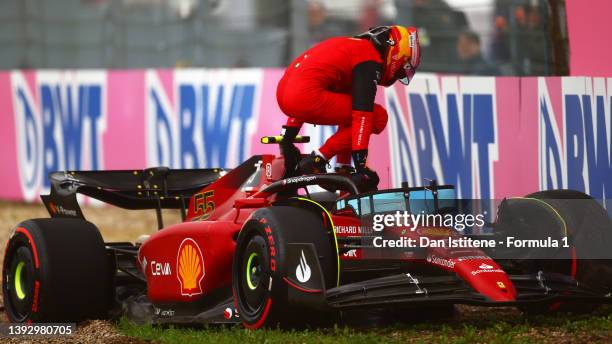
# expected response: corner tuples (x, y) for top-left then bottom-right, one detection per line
(398, 61), (416, 85)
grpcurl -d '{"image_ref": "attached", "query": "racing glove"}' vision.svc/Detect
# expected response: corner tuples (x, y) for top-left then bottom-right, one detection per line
(351, 149), (379, 192)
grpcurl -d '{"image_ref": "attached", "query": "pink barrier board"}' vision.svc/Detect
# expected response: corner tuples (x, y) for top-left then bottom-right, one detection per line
(0, 70), (609, 204)
(567, 0), (612, 76)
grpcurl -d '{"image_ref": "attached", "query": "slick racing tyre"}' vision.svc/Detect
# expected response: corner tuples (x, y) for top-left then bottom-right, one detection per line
(496, 190), (612, 314)
(232, 206), (337, 328)
(526, 190), (612, 313)
(3, 219), (113, 322)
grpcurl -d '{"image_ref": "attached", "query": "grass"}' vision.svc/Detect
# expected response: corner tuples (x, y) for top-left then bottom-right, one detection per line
(117, 306), (612, 344)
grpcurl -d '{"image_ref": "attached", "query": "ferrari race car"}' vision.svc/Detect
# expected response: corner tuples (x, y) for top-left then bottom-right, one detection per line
(3, 135), (612, 328)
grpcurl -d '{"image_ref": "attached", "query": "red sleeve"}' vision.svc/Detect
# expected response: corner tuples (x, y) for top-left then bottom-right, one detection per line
(348, 39), (383, 69)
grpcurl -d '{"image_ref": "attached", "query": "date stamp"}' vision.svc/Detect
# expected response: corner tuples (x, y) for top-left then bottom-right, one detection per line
(0, 323), (76, 337)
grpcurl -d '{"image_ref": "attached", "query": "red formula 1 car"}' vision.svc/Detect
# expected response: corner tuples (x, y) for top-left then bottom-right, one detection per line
(3, 136), (612, 327)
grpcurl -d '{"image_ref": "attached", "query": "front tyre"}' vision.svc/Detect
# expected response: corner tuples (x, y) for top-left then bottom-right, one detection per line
(497, 190), (612, 314)
(4, 246), (36, 322)
(527, 190), (612, 313)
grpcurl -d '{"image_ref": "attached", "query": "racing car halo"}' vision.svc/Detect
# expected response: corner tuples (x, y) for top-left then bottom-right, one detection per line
(3, 135), (612, 328)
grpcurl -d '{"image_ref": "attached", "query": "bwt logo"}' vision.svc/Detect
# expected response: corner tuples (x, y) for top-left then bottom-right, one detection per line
(386, 77), (498, 200)
(12, 71), (106, 201)
(146, 70), (261, 169)
(539, 78), (611, 205)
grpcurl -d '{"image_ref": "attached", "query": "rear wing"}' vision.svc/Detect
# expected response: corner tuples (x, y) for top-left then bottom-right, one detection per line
(41, 167), (227, 223)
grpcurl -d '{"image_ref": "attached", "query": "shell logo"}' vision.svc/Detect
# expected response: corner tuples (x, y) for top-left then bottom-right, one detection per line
(176, 238), (205, 297)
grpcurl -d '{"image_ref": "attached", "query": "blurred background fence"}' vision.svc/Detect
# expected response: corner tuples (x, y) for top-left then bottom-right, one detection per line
(0, 0), (568, 75)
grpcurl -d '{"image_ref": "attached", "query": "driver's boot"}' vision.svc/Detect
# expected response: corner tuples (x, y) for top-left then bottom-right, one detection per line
(334, 164), (356, 175)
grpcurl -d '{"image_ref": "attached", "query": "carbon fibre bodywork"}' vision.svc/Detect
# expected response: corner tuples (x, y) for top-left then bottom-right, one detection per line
(36, 150), (612, 326)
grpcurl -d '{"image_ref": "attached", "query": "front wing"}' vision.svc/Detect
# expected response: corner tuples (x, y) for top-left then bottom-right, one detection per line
(288, 244), (612, 310)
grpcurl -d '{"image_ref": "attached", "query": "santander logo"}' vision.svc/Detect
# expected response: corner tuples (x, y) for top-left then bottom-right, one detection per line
(471, 263), (503, 276)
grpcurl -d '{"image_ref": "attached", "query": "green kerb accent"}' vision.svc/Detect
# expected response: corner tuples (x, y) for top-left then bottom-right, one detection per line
(246, 252), (258, 290)
(14, 261), (26, 300)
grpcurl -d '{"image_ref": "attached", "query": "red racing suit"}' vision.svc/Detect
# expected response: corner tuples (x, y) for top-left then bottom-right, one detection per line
(276, 37), (388, 165)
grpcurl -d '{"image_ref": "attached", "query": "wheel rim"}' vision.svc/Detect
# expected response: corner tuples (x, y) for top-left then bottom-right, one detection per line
(4, 245), (35, 322)
(239, 235), (270, 316)
(245, 252), (261, 290)
(14, 261), (26, 300)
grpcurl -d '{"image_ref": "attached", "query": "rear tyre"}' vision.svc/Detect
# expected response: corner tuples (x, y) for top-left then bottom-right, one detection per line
(3, 218), (113, 322)
(232, 206), (337, 328)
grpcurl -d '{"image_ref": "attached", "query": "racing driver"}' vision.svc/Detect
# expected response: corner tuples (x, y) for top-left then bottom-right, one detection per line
(277, 25), (421, 191)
